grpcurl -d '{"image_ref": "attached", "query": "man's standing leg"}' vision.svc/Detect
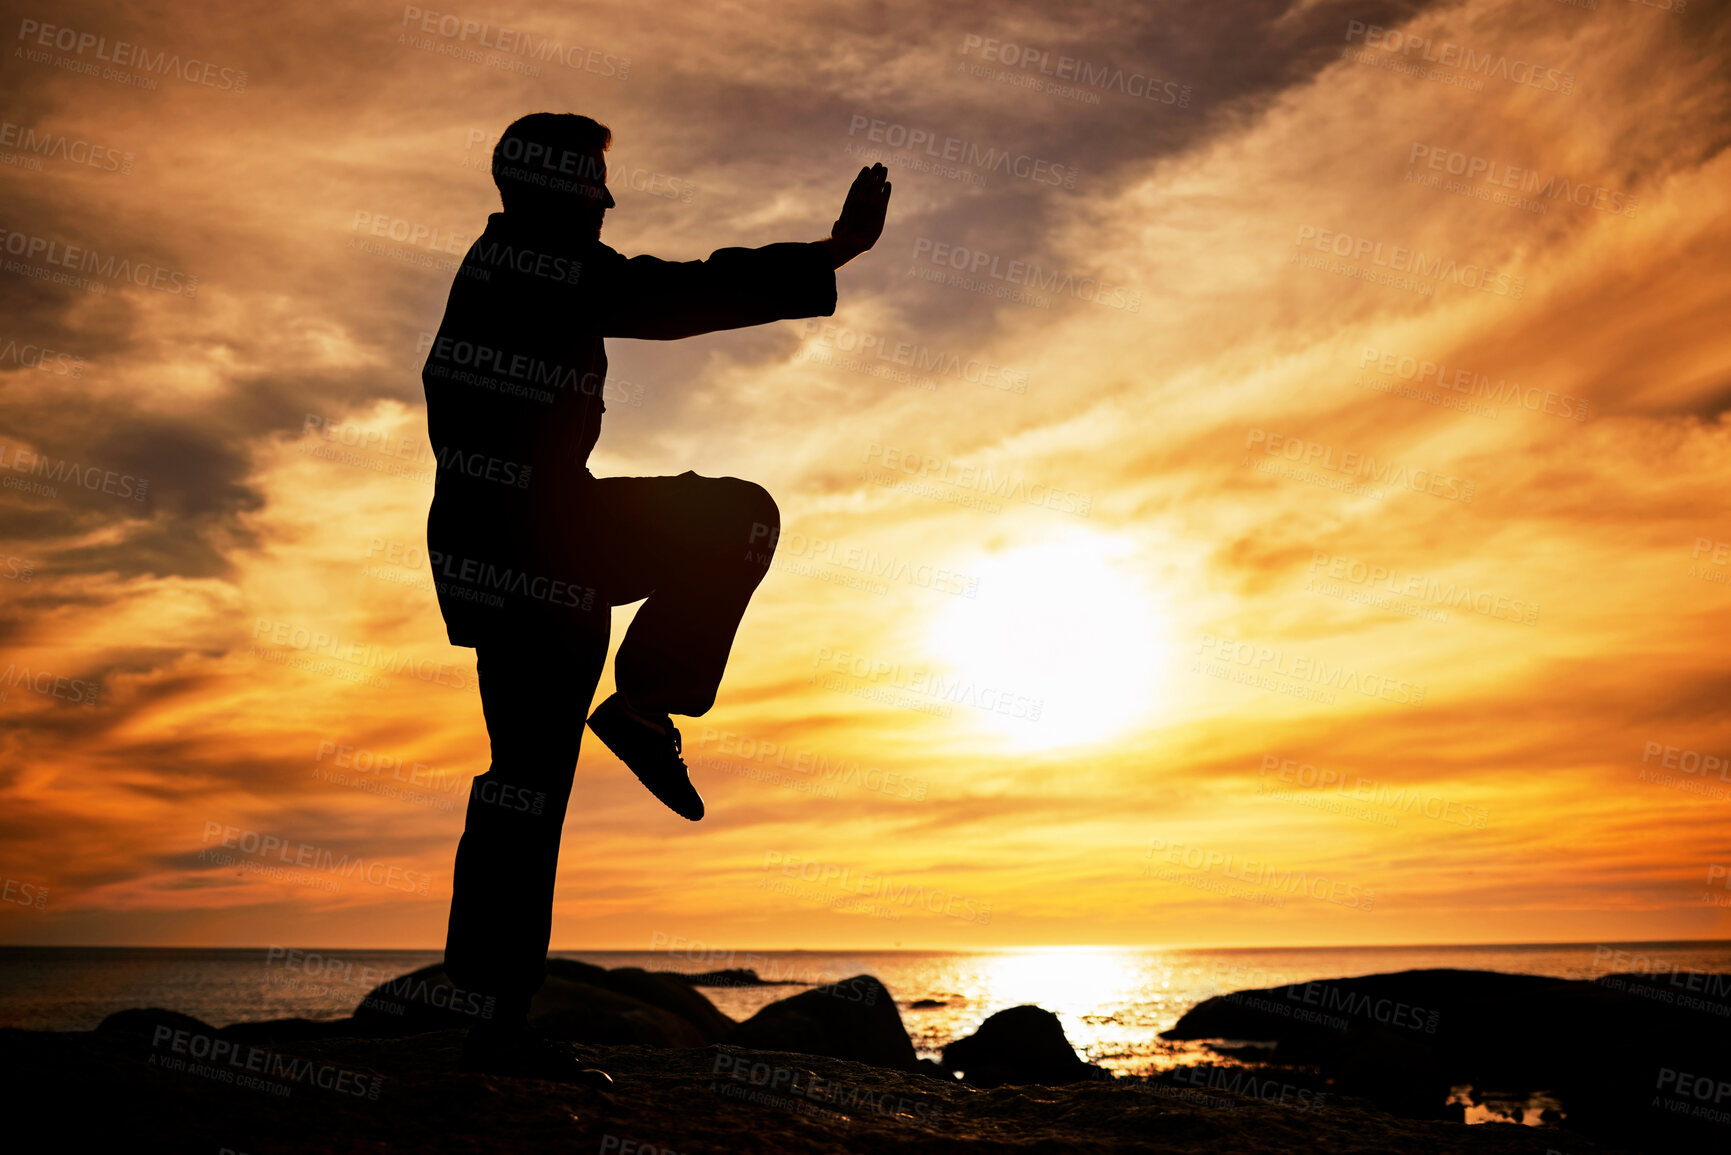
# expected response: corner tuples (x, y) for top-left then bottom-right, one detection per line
(446, 624), (608, 1069)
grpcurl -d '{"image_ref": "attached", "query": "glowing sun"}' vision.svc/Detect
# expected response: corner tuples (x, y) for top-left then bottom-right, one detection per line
(928, 532), (1170, 749)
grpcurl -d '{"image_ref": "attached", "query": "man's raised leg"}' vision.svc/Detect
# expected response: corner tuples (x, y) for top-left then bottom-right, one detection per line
(579, 471), (780, 819)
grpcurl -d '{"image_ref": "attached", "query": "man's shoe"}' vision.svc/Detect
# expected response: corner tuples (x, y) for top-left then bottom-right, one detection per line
(587, 693), (704, 820)
(459, 1027), (614, 1088)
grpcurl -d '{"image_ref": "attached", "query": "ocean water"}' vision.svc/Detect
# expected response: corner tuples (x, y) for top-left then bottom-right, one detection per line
(2, 941), (1727, 1079)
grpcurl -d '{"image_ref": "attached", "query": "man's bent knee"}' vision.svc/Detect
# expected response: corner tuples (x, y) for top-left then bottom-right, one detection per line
(730, 479), (780, 555)
(681, 688), (719, 717)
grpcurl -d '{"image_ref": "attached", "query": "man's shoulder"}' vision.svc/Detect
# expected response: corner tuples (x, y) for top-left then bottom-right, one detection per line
(455, 228), (608, 293)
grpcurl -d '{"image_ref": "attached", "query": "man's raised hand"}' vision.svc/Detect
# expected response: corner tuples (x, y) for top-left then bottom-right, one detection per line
(823, 163), (891, 268)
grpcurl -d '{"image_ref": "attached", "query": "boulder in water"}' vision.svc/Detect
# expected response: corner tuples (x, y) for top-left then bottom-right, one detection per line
(350, 962), (485, 1035)
(96, 1007), (215, 1038)
(560, 963), (735, 1042)
(726, 975), (920, 1071)
(351, 960), (735, 1047)
(672, 967), (801, 987)
(941, 1005), (1108, 1087)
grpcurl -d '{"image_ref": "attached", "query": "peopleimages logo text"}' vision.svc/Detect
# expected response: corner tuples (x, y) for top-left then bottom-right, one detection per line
(912, 237), (1139, 311)
(958, 35), (1191, 107)
(1, 228), (198, 295)
(1245, 429), (1474, 504)
(200, 823), (432, 895)
(398, 7), (630, 77)
(1294, 226), (1522, 298)
(1344, 20), (1573, 94)
(16, 19), (249, 90)
(848, 115), (1078, 188)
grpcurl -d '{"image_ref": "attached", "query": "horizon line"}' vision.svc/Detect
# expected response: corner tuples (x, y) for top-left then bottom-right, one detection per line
(2, 937), (1727, 953)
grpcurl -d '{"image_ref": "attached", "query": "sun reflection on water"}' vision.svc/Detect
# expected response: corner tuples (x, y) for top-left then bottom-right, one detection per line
(915, 947), (1222, 1075)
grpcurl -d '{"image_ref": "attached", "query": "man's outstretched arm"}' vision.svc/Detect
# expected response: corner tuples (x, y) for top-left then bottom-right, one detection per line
(581, 164), (892, 341)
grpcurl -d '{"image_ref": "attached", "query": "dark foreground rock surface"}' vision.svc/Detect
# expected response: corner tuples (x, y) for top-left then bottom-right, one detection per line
(0, 1024), (1641, 1155)
(8, 964), (1711, 1151)
(1165, 967), (1731, 1152)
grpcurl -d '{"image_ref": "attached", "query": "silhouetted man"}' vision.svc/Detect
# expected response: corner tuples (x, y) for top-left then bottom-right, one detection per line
(423, 112), (889, 1080)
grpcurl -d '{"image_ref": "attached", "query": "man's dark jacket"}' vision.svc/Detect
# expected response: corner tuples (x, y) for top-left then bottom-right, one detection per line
(422, 213), (837, 647)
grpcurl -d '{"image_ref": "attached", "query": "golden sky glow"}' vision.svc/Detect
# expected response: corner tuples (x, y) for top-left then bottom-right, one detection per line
(3, 0), (1730, 950)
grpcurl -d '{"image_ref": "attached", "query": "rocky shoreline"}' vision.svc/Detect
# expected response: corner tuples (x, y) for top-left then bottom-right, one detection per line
(2, 964), (1720, 1153)
(1163, 966), (1731, 1150)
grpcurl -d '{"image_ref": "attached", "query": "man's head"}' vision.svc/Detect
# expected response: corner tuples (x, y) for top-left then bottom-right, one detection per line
(492, 112), (616, 239)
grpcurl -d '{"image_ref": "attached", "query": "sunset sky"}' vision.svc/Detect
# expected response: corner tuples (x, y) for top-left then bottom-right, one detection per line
(2, 0), (1729, 952)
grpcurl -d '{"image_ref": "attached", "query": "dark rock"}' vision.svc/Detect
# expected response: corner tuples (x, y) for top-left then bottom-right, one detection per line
(218, 1017), (361, 1043)
(909, 998), (946, 1008)
(726, 974), (920, 1071)
(542, 957), (611, 985)
(915, 1057), (957, 1081)
(1333, 1026), (1451, 1119)
(1142, 1062), (1328, 1104)
(101, 1008), (363, 1046)
(96, 1007), (215, 1037)
(351, 961), (487, 1035)
(941, 1004), (1108, 1087)
(1161, 968), (1557, 1056)
(669, 967), (801, 987)
(351, 960), (735, 1047)
(1164, 967), (1731, 1149)
(531, 977), (709, 1047)
(560, 963), (734, 1043)
(5, 1026), (1601, 1155)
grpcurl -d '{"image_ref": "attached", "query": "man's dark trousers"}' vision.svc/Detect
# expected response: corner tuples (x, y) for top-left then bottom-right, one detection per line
(443, 471), (779, 1025)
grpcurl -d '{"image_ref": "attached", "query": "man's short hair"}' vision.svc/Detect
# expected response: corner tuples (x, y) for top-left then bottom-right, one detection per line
(491, 112), (612, 213)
